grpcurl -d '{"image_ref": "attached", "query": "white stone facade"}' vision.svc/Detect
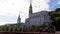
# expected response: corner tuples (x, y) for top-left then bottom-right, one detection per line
(25, 11), (52, 27)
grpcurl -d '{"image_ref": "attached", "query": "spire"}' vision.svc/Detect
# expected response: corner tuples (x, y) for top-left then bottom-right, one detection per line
(29, 2), (32, 17)
(17, 11), (21, 24)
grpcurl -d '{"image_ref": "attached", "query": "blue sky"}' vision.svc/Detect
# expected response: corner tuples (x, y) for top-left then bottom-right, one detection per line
(49, 0), (60, 10)
(0, 0), (60, 25)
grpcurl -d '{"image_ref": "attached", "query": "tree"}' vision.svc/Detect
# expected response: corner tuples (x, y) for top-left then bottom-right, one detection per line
(48, 25), (56, 33)
(54, 8), (60, 12)
(55, 17), (60, 31)
(8, 27), (13, 31)
(3, 26), (9, 31)
(0, 26), (4, 31)
(49, 8), (60, 31)
(28, 25), (45, 32)
(12, 26), (17, 31)
(17, 27), (23, 32)
(28, 25), (38, 32)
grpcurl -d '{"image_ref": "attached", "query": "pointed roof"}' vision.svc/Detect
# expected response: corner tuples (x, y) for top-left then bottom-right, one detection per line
(18, 10), (21, 20)
(29, 3), (32, 12)
(30, 3), (32, 8)
(17, 12), (21, 24)
(29, 2), (33, 17)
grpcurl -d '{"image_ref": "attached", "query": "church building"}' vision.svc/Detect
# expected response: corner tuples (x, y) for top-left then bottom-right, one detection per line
(25, 3), (52, 27)
(5, 3), (52, 27)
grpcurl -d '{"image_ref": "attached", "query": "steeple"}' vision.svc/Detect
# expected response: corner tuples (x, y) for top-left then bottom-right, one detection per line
(17, 14), (21, 24)
(29, 3), (32, 17)
(17, 14), (21, 26)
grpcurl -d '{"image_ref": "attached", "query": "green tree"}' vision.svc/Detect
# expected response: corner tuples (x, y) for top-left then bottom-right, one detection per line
(49, 8), (60, 31)
(0, 26), (4, 31)
(8, 27), (13, 31)
(28, 25), (44, 32)
(54, 8), (60, 12)
(17, 27), (23, 32)
(55, 17), (60, 31)
(3, 26), (8, 31)
(12, 27), (17, 31)
(48, 25), (56, 33)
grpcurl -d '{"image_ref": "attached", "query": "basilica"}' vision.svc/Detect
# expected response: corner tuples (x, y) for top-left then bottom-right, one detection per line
(5, 3), (52, 27)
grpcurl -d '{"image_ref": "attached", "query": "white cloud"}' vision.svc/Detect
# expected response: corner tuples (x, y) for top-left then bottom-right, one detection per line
(0, 0), (29, 24)
(32, 0), (50, 13)
(57, 0), (60, 4)
(0, 0), (50, 25)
